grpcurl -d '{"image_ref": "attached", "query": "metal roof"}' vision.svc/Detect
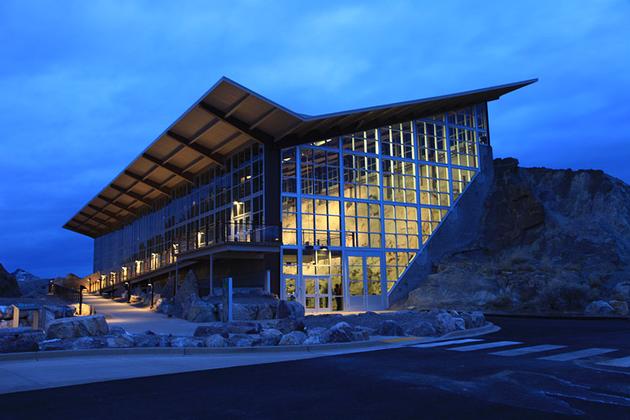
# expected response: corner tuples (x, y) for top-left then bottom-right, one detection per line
(64, 77), (536, 238)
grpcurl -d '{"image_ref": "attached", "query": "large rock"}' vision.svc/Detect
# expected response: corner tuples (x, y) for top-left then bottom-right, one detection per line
(232, 303), (258, 321)
(278, 331), (307, 346)
(461, 311), (486, 329)
(376, 320), (405, 336)
(228, 333), (261, 347)
(205, 334), (229, 348)
(194, 323), (229, 338)
(174, 270), (200, 317)
(260, 328), (283, 346)
(40, 336), (107, 351)
(0, 328), (45, 353)
(185, 300), (217, 322)
(0, 264), (21, 298)
(105, 334), (135, 348)
(277, 300), (305, 320)
(170, 336), (204, 348)
(609, 300), (629, 316)
(193, 321), (261, 337)
(584, 300), (615, 315)
(46, 315), (109, 339)
(433, 312), (457, 334)
(407, 321), (437, 337)
(325, 322), (354, 343)
(132, 333), (163, 348)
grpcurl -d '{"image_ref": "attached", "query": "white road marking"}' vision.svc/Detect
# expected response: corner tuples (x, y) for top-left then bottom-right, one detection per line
(539, 348), (617, 362)
(412, 339), (484, 348)
(489, 344), (567, 357)
(447, 341), (522, 352)
(596, 355), (630, 368)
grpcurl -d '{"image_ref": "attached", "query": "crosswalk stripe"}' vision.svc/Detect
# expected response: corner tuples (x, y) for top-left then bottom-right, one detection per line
(538, 348), (617, 361)
(596, 355), (630, 368)
(490, 344), (567, 357)
(447, 341), (522, 352)
(412, 338), (484, 348)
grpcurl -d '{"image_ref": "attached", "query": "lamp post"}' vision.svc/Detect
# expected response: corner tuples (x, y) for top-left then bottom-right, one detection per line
(79, 285), (86, 315)
(125, 281), (131, 303)
(148, 283), (154, 309)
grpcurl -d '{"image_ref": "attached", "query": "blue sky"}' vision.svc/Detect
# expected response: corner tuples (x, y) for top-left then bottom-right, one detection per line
(1, 1), (629, 278)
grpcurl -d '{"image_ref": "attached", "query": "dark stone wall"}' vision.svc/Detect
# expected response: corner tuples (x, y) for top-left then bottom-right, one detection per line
(388, 144), (495, 307)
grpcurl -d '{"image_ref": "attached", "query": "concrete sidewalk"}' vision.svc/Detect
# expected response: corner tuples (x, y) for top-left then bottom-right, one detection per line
(0, 325), (499, 395)
(83, 294), (205, 335)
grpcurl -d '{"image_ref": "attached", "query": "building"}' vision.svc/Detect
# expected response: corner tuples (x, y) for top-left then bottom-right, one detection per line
(65, 77), (535, 312)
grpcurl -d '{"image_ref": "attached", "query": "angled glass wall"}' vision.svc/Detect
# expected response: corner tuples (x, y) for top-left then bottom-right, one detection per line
(280, 104), (488, 312)
(94, 143), (272, 287)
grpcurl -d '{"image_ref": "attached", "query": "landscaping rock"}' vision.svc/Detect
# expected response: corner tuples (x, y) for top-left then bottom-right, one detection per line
(279, 331), (307, 346)
(609, 300), (629, 316)
(260, 328), (283, 346)
(226, 321), (262, 334)
(170, 336), (204, 348)
(434, 312), (457, 334)
(376, 320), (405, 336)
(277, 300), (305, 320)
(351, 327), (370, 341)
(326, 322), (354, 343)
(271, 318), (305, 334)
(46, 315), (109, 339)
(132, 333), (162, 348)
(193, 323), (229, 338)
(105, 334), (135, 348)
(614, 282), (630, 299)
(461, 311), (486, 329)
(303, 327), (329, 345)
(453, 317), (466, 330)
(584, 300), (615, 315)
(185, 300), (217, 322)
(204, 334), (229, 348)
(71, 336), (107, 350)
(408, 321), (437, 337)
(0, 328), (45, 353)
(229, 333), (261, 347)
(233, 303), (258, 320)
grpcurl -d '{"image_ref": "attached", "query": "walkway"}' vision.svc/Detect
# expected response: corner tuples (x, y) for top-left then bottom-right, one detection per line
(82, 294), (202, 335)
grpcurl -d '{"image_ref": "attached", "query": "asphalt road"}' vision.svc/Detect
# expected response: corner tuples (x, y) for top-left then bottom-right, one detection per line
(2, 317), (630, 419)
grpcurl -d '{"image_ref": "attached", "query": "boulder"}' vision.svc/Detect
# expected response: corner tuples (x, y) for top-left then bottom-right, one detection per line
(71, 336), (107, 350)
(270, 318), (305, 334)
(233, 303), (258, 321)
(278, 331), (307, 346)
(433, 313), (457, 334)
(174, 270), (200, 317)
(325, 322), (354, 343)
(408, 321), (437, 337)
(46, 315), (109, 339)
(194, 323), (229, 338)
(614, 282), (630, 299)
(105, 334), (135, 348)
(132, 333), (162, 348)
(584, 300), (615, 315)
(255, 302), (277, 320)
(351, 327), (370, 342)
(609, 300), (629, 316)
(226, 321), (262, 335)
(376, 320), (405, 336)
(461, 311), (486, 329)
(205, 334), (229, 348)
(260, 328), (283, 346)
(228, 333), (261, 347)
(185, 300), (217, 322)
(452, 317), (466, 330)
(170, 336), (204, 348)
(0, 328), (45, 353)
(277, 300), (305, 320)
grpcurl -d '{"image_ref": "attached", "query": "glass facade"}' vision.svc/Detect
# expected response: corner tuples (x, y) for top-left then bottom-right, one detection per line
(280, 104), (488, 312)
(94, 143), (272, 286)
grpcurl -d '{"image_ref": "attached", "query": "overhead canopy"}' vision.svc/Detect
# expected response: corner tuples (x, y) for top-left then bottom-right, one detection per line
(64, 77), (536, 238)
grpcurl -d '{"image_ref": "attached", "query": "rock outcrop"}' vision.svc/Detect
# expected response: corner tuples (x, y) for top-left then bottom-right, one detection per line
(0, 264), (21, 297)
(405, 158), (630, 314)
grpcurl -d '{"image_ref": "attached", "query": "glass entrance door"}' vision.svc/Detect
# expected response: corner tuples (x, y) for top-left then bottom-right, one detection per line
(303, 275), (332, 313)
(345, 253), (386, 311)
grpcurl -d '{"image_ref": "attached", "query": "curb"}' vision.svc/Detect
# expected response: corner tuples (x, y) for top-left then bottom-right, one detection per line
(485, 312), (630, 321)
(0, 323), (499, 362)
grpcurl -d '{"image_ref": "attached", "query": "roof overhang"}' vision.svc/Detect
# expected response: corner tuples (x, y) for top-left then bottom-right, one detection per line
(64, 77), (536, 238)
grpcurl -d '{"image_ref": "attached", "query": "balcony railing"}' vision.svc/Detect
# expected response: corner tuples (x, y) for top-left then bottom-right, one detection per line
(97, 223), (280, 290)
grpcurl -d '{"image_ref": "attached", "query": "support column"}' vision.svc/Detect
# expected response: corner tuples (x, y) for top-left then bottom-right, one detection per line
(209, 255), (214, 296)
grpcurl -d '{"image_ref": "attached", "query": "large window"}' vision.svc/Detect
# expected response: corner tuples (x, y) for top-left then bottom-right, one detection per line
(279, 104), (487, 300)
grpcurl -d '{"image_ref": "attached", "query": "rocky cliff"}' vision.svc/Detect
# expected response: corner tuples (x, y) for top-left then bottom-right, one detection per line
(0, 264), (21, 298)
(405, 158), (630, 314)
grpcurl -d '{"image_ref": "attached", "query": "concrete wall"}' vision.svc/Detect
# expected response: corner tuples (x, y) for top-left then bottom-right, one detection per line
(388, 144), (495, 307)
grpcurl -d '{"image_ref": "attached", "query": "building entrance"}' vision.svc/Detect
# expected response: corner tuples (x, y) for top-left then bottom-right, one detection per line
(345, 252), (385, 311)
(303, 275), (332, 313)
